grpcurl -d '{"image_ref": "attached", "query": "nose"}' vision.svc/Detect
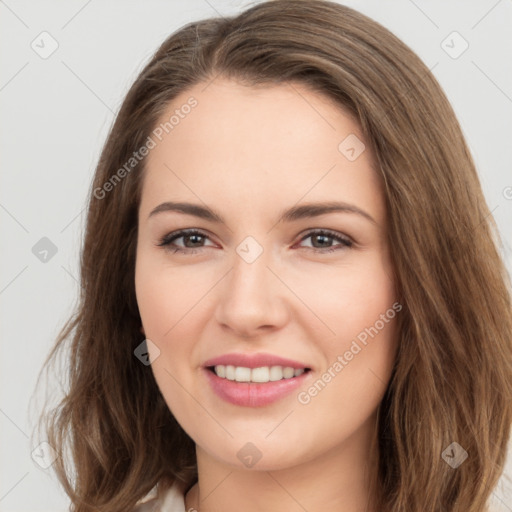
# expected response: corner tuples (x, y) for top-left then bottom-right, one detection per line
(214, 245), (289, 339)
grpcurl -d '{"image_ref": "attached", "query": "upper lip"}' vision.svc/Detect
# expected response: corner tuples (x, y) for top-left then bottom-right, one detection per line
(203, 352), (311, 370)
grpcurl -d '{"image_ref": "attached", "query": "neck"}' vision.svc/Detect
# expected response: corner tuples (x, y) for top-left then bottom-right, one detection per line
(185, 413), (381, 512)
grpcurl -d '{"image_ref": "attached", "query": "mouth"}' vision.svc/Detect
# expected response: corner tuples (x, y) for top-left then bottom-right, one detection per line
(206, 364), (312, 383)
(202, 361), (312, 407)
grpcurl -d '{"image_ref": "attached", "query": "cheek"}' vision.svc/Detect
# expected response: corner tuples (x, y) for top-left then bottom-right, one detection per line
(315, 316), (398, 407)
(135, 257), (199, 416)
(296, 252), (396, 343)
(135, 255), (205, 337)
(296, 291), (398, 446)
(135, 270), (170, 336)
(135, 256), (207, 381)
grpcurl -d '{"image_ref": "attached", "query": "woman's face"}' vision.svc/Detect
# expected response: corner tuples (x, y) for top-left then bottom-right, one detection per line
(135, 77), (399, 471)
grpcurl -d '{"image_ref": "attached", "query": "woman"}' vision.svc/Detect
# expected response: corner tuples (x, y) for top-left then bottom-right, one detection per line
(37, 1), (512, 511)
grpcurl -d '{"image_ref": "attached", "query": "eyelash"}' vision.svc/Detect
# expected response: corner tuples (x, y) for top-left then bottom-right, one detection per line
(156, 228), (353, 255)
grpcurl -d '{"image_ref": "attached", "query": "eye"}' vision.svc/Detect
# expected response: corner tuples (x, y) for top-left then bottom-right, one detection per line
(157, 228), (353, 255)
(296, 229), (353, 253)
(157, 229), (215, 254)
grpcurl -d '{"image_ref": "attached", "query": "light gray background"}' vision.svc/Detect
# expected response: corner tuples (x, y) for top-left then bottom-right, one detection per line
(1, 1), (511, 511)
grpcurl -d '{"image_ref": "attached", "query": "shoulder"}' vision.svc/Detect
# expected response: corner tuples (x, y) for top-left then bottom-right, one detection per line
(132, 480), (187, 512)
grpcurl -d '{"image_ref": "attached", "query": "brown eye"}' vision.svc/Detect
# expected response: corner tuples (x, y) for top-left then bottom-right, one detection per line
(298, 230), (353, 253)
(157, 229), (214, 254)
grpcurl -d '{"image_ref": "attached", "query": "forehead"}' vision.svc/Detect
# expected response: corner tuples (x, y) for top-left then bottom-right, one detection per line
(140, 78), (384, 223)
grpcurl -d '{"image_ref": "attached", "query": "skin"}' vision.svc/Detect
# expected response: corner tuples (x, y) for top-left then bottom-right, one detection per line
(135, 77), (399, 512)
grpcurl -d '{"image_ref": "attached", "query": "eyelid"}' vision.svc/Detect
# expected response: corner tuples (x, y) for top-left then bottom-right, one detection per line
(157, 228), (217, 248)
(157, 227), (354, 254)
(296, 228), (353, 246)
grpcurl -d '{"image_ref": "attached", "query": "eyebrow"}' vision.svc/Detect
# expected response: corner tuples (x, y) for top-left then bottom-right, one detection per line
(148, 201), (377, 226)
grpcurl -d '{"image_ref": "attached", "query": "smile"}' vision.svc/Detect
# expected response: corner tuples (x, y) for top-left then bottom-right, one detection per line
(209, 364), (307, 383)
(203, 365), (312, 407)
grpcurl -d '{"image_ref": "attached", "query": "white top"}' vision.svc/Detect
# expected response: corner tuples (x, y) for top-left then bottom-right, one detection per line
(133, 480), (187, 512)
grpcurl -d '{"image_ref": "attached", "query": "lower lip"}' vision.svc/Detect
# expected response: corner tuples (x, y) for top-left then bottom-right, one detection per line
(203, 368), (310, 407)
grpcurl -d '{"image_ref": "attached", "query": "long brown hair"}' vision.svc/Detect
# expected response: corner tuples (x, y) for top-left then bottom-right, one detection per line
(35, 1), (512, 510)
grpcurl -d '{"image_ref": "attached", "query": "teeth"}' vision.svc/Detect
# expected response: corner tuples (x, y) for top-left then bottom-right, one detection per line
(234, 366), (251, 382)
(225, 365), (235, 380)
(215, 365), (226, 378)
(251, 366), (270, 382)
(212, 365), (307, 383)
(269, 366), (283, 381)
(283, 367), (295, 379)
